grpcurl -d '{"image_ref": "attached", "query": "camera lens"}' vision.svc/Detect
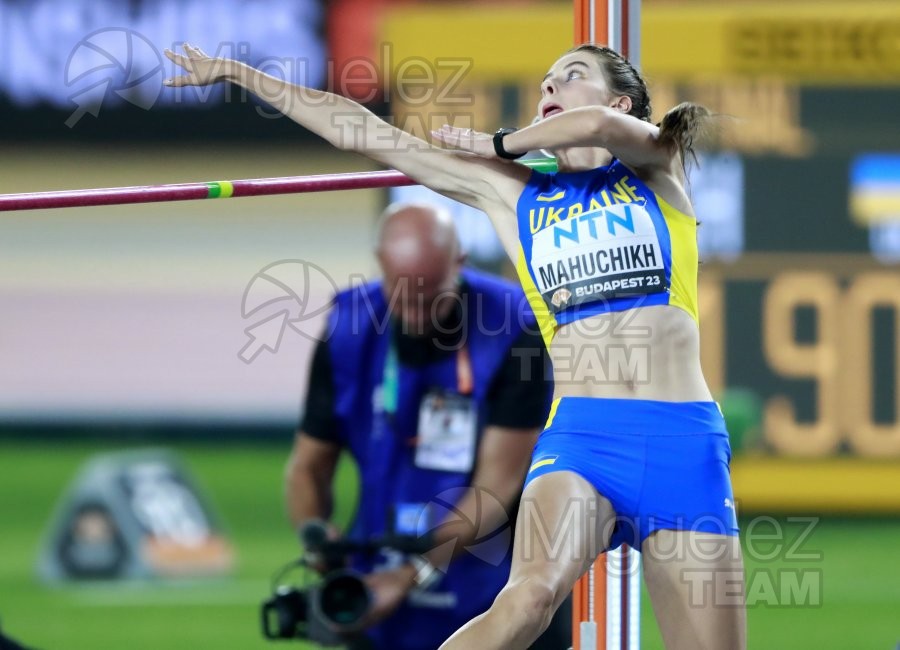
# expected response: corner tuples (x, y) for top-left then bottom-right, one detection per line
(316, 571), (371, 628)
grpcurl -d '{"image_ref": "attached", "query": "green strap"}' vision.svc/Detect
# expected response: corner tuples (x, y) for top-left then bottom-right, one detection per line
(383, 338), (399, 416)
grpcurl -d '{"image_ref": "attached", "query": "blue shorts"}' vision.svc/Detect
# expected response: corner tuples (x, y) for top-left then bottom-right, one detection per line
(524, 397), (739, 551)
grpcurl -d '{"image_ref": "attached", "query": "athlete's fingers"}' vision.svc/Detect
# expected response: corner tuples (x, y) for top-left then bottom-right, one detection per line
(163, 48), (184, 66)
(163, 74), (194, 87)
(184, 42), (207, 60)
(433, 125), (468, 148)
(163, 48), (193, 72)
(430, 129), (460, 149)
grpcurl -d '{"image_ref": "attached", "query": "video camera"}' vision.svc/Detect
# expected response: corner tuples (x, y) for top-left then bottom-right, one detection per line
(261, 521), (432, 646)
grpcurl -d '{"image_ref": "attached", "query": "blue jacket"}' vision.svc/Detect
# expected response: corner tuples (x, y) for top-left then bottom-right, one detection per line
(327, 268), (539, 649)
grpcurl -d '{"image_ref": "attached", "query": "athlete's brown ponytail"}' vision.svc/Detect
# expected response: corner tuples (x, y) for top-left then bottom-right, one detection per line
(657, 102), (711, 164)
(569, 45), (713, 166)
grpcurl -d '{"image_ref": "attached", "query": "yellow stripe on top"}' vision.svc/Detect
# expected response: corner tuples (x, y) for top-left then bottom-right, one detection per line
(515, 246), (558, 348)
(655, 194), (700, 324)
(536, 190), (566, 202)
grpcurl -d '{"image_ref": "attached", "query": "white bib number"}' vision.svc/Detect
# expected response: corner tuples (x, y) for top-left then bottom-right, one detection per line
(530, 202), (667, 312)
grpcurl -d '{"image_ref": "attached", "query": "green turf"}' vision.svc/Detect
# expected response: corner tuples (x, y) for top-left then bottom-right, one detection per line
(0, 441), (357, 650)
(1, 441), (897, 649)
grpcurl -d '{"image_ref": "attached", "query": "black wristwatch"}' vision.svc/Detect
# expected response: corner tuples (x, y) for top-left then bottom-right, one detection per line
(493, 127), (525, 160)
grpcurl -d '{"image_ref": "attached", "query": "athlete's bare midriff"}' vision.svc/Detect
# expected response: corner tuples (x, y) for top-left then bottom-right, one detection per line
(548, 304), (713, 402)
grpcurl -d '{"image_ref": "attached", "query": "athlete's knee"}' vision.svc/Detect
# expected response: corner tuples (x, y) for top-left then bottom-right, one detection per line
(494, 578), (557, 632)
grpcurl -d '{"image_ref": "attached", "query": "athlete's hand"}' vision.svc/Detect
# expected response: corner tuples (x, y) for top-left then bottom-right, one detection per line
(431, 124), (496, 158)
(163, 43), (235, 87)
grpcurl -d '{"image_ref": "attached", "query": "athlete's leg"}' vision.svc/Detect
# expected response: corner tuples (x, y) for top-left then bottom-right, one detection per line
(642, 530), (746, 650)
(438, 470), (615, 650)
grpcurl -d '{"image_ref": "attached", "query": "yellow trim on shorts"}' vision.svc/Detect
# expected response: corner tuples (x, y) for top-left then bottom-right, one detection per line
(655, 193), (700, 324)
(529, 457), (558, 472)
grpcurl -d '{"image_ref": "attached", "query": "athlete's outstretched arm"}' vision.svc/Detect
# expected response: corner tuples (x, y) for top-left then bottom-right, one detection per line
(433, 106), (671, 173)
(432, 105), (693, 214)
(163, 44), (528, 225)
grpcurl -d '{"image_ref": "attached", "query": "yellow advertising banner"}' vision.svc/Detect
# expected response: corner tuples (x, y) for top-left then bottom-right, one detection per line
(380, 4), (571, 80)
(645, 2), (900, 84)
(381, 1), (900, 84)
(731, 457), (900, 514)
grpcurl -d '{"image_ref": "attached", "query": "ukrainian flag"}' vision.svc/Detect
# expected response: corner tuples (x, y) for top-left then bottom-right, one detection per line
(850, 154), (900, 224)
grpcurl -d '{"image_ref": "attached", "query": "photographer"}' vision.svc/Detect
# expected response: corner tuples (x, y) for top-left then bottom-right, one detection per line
(284, 203), (568, 650)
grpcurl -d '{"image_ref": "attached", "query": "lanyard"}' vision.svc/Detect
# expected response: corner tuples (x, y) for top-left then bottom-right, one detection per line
(456, 344), (473, 396)
(383, 337), (400, 417)
(382, 337), (474, 418)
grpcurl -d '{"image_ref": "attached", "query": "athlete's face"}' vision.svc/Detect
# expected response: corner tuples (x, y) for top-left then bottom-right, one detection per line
(537, 51), (618, 121)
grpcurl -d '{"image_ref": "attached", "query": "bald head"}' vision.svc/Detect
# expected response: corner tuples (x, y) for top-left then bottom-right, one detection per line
(376, 203), (460, 271)
(375, 203), (465, 336)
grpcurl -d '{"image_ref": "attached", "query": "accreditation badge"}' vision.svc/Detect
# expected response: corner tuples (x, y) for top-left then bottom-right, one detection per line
(414, 391), (478, 473)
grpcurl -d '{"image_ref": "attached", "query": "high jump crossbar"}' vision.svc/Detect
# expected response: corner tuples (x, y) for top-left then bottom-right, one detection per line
(0, 159), (559, 213)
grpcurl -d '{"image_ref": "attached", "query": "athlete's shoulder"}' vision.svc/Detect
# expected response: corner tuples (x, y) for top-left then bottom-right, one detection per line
(607, 159), (644, 183)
